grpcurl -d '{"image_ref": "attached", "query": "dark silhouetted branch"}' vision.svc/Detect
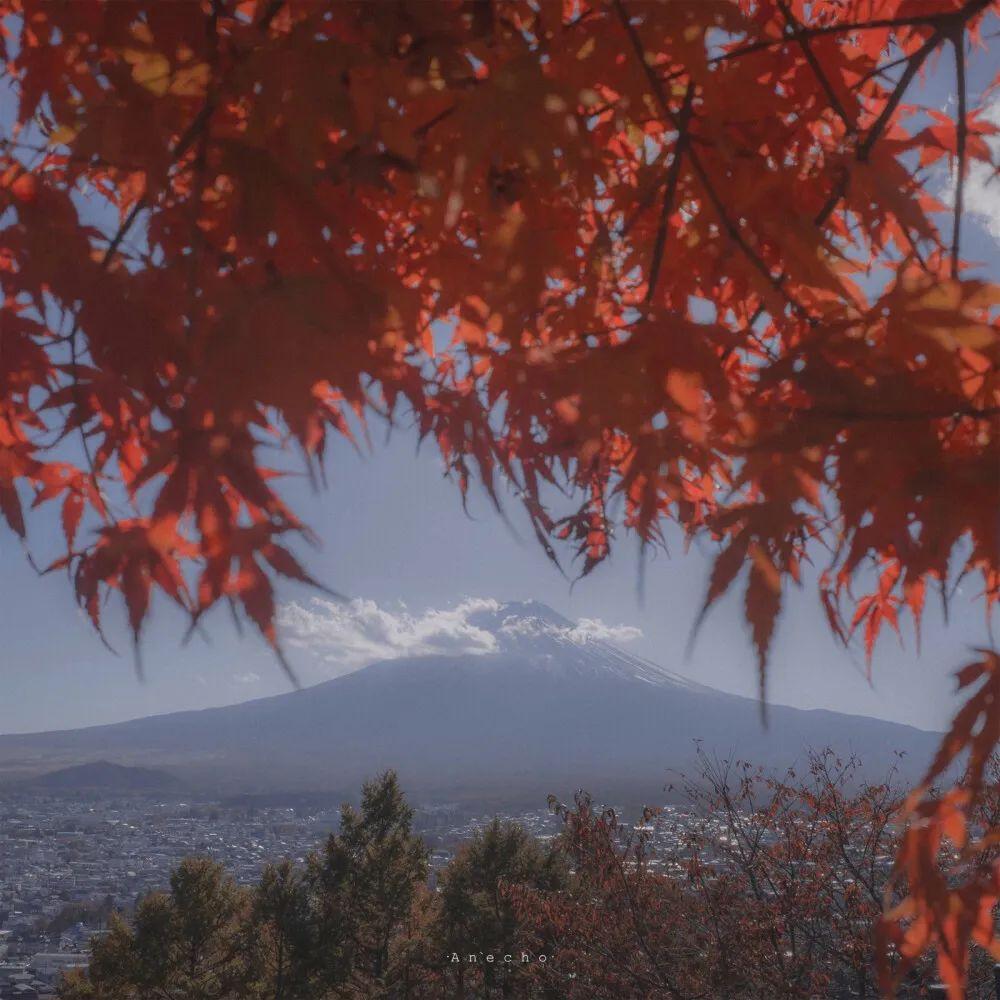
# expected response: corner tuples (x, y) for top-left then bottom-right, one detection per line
(646, 82), (695, 306)
(951, 32), (968, 277)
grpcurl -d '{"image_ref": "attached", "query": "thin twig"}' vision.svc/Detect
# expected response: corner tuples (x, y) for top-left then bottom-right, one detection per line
(851, 52), (912, 90)
(93, 0), (287, 271)
(858, 36), (941, 165)
(646, 82), (695, 305)
(256, 0), (286, 31)
(799, 403), (1000, 423)
(710, 1), (992, 66)
(776, 0), (853, 133)
(813, 25), (943, 228)
(67, 317), (111, 525)
(613, 0), (808, 319)
(815, 0), (990, 229)
(951, 30), (967, 278)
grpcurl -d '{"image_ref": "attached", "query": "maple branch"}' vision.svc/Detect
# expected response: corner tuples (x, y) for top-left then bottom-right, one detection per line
(813, 0), (990, 227)
(97, 0), (288, 268)
(812, 28), (942, 228)
(183, 0), (222, 342)
(776, 0), (853, 133)
(598, 819), (694, 1000)
(58, 2), (234, 519)
(646, 82), (694, 306)
(256, 0), (286, 31)
(676, 143), (804, 319)
(0, 137), (152, 174)
(103, 201), (146, 265)
(66, 323), (113, 528)
(711, 1), (992, 66)
(413, 104), (456, 139)
(851, 52), (912, 90)
(799, 403), (1000, 424)
(613, 0), (809, 321)
(951, 31), (968, 278)
(733, 10), (964, 322)
(856, 41), (939, 165)
(61, 3), (293, 534)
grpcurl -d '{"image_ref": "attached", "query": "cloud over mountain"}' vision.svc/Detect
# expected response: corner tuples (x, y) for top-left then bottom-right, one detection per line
(0, 599), (938, 801)
(493, 611), (643, 646)
(280, 597), (642, 674)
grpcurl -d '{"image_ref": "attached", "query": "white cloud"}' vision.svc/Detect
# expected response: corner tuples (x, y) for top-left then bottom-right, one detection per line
(567, 618), (643, 644)
(280, 597), (643, 674)
(496, 614), (642, 646)
(942, 93), (1000, 244)
(233, 671), (261, 685)
(964, 95), (1000, 243)
(280, 597), (501, 673)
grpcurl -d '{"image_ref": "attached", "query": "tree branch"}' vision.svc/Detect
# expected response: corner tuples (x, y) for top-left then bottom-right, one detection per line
(776, 0), (853, 133)
(797, 403), (1000, 424)
(646, 81), (695, 306)
(951, 30), (968, 278)
(812, 26), (942, 227)
(98, 0), (287, 266)
(613, 0), (809, 320)
(850, 52), (912, 91)
(710, 1), (992, 66)
(813, 0), (990, 227)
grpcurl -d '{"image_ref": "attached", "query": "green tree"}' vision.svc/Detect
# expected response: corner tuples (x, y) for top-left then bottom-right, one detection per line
(44, 896), (116, 936)
(72, 857), (249, 999)
(247, 861), (318, 1000)
(436, 819), (567, 998)
(312, 771), (428, 996)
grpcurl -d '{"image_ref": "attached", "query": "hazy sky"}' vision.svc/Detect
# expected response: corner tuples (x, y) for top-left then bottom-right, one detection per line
(1, 30), (997, 737)
(1, 415), (996, 735)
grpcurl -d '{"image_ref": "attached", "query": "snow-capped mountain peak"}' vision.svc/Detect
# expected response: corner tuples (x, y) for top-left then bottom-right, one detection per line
(466, 601), (710, 690)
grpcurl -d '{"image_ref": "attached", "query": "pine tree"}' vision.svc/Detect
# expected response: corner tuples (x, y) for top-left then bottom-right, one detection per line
(247, 861), (317, 1000)
(436, 819), (567, 998)
(311, 771), (428, 996)
(75, 857), (249, 999)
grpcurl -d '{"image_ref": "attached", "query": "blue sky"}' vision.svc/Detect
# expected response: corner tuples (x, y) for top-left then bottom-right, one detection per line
(0, 21), (997, 736)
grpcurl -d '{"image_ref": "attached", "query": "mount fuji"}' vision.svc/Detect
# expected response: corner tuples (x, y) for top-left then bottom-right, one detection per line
(0, 601), (940, 804)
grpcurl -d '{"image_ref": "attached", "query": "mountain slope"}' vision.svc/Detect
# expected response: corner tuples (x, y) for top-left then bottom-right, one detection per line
(0, 602), (940, 803)
(21, 760), (183, 793)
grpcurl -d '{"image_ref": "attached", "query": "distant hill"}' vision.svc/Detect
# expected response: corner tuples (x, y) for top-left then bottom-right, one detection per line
(22, 760), (182, 793)
(0, 602), (941, 806)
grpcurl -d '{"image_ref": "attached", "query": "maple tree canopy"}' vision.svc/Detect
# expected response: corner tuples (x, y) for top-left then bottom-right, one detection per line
(0, 1), (997, 992)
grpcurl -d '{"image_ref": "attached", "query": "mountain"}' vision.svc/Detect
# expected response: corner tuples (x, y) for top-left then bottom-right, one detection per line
(0, 602), (941, 806)
(20, 760), (183, 794)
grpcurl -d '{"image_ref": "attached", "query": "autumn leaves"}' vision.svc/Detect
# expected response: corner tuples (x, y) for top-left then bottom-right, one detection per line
(0, 1), (998, 989)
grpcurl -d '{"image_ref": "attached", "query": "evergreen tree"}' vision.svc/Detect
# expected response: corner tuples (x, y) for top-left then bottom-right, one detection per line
(247, 861), (318, 1000)
(311, 770), (428, 996)
(67, 858), (249, 999)
(436, 819), (567, 998)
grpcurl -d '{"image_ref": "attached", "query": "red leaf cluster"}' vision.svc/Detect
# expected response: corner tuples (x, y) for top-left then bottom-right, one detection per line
(0, 2), (998, 986)
(879, 651), (1000, 997)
